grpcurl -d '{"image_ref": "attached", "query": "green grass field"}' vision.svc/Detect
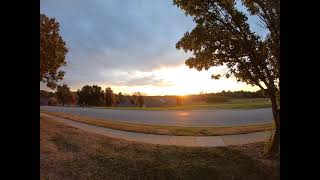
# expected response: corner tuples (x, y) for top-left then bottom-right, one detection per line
(96, 98), (271, 111)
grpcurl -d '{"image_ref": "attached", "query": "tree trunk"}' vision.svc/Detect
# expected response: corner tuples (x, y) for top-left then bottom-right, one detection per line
(267, 93), (280, 158)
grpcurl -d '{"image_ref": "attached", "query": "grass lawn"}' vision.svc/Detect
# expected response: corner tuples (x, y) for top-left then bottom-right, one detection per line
(95, 98), (271, 111)
(42, 111), (274, 136)
(40, 115), (279, 180)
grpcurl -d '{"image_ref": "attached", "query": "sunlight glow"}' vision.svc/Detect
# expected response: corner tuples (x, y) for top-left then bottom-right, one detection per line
(178, 112), (190, 117)
(104, 65), (260, 96)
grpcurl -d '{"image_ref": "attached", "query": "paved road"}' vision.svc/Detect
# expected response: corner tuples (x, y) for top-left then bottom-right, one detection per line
(41, 113), (270, 147)
(40, 106), (272, 127)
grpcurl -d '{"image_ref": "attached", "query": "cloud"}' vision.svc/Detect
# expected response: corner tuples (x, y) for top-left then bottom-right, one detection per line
(99, 69), (175, 87)
(115, 75), (173, 87)
(41, 0), (195, 84)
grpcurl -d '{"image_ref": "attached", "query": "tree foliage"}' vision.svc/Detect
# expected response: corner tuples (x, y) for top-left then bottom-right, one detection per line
(40, 90), (55, 98)
(92, 85), (105, 106)
(118, 92), (124, 103)
(133, 92), (144, 107)
(40, 13), (68, 89)
(173, 0), (279, 157)
(77, 85), (104, 106)
(77, 85), (90, 106)
(174, 0), (279, 88)
(105, 87), (116, 106)
(55, 84), (72, 106)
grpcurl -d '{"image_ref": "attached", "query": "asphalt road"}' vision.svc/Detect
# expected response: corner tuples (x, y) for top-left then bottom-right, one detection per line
(40, 106), (273, 127)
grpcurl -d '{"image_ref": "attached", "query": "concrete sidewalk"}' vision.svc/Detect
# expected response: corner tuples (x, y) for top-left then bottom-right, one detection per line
(41, 113), (270, 147)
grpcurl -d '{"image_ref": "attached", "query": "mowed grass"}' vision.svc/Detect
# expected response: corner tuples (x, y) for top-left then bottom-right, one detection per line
(40, 115), (279, 180)
(96, 98), (271, 111)
(42, 111), (274, 136)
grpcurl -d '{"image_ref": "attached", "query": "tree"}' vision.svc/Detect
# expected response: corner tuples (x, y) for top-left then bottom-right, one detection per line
(40, 13), (68, 89)
(173, 0), (279, 157)
(118, 92), (124, 103)
(133, 92), (144, 107)
(70, 92), (77, 105)
(55, 84), (72, 106)
(92, 85), (104, 106)
(105, 87), (116, 106)
(76, 85), (104, 106)
(40, 90), (55, 98)
(76, 90), (83, 106)
(129, 97), (135, 105)
(77, 85), (91, 106)
(137, 95), (144, 107)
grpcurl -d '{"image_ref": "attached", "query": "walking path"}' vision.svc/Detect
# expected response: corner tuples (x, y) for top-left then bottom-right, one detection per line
(41, 112), (270, 147)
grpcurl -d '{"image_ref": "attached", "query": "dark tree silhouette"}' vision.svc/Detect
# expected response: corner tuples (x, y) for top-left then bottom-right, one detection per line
(40, 14), (68, 89)
(105, 87), (116, 106)
(55, 84), (72, 106)
(77, 85), (91, 106)
(118, 92), (124, 103)
(40, 90), (55, 98)
(92, 85), (105, 106)
(77, 85), (104, 106)
(173, 0), (279, 157)
(133, 92), (144, 107)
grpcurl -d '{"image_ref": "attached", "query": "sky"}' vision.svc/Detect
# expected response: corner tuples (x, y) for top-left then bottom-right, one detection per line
(40, 0), (268, 95)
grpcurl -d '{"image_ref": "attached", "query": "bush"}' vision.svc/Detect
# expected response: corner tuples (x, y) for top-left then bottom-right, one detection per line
(206, 96), (229, 103)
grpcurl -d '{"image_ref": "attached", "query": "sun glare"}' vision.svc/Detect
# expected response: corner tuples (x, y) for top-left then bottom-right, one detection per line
(107, 65), (260, 96)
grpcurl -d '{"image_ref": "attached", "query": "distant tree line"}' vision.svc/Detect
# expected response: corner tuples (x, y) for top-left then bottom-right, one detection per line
(207, 90), (267, 98)
(40, 84), (145, 107)
(41, 87), (267, 107)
